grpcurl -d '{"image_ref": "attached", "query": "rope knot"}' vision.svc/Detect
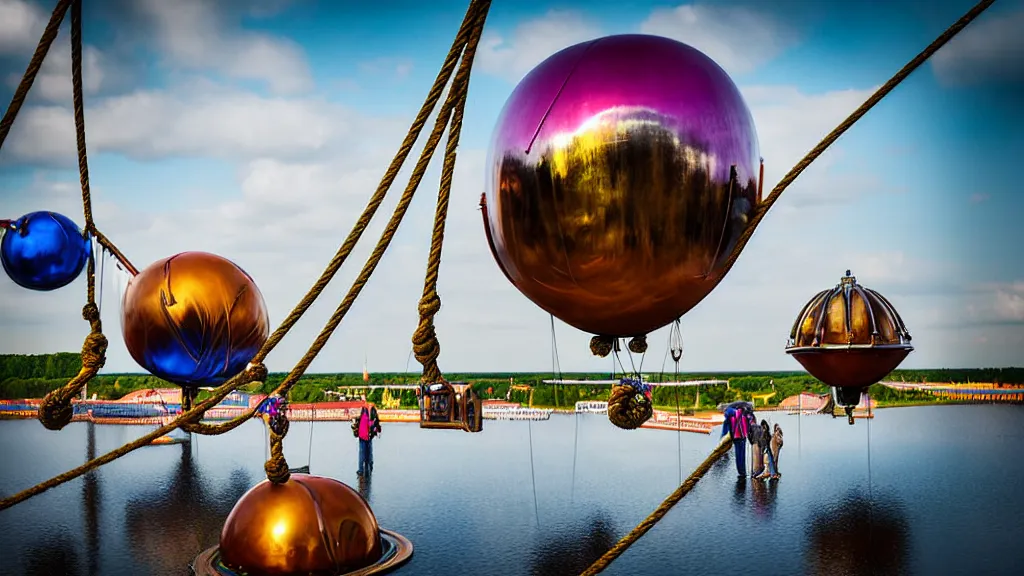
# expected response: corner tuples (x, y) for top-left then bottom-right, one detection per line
(80, 332), (107, 370)
(265, 430), (291, 484)
(38, 393), (75, 431)
(627, 335), (648, 355)
(413, 294), (442, 381)
(589, 335), (614, 358)
(417, 293), (441, 318)
(245, 362), (268, 385)
(607, 379), (653, 430)
(81, 302), (99, 323)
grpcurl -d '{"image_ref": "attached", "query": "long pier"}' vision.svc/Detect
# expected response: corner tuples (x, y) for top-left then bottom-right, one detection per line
(881, 381), (1024, 402)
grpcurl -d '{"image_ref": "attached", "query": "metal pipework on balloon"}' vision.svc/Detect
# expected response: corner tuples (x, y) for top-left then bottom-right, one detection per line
(483, 34), (762, 339)
(786, 270), (913, 351)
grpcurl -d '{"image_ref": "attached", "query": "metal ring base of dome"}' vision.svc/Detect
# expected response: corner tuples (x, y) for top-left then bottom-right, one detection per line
(191, 528), (414, 576)
(785, 343), (914, 353)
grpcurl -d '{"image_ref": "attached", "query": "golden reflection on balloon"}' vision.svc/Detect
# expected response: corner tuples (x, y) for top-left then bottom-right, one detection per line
(219, 475), (383, 575)
(484, 34), (761, 337)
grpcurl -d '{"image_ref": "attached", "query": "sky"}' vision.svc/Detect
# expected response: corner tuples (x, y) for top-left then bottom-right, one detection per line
(0, 0), (1022, 375)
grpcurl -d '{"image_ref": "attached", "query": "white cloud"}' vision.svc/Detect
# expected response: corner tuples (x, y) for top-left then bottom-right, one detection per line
(931, 7), (1024, 87)
(742, 85), (881, 207)
(5, 41), (106, 104)
(137, 0), (313, 94)
(358, 57), (414, 81)
(5, 82), (406, 164)
(963, 282), (1024, 325)
(476, 10), (603, 83)
(0, 0), (44, 55)
(639, 4), (796, 76)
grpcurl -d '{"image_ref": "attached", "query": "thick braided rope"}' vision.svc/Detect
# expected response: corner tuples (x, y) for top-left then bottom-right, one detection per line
(248, 1), (482, 368)
(180, 0), (490, 442)
(264, 430), (291, 484)
(38, 0), (106, 430)
(412, 0), (489, 384)
(0, 0), (72, 150)
(257, 4), (488, 476)
(0, 0), (490, 508)
(579, 435), (733, 576)
(713, 0), (997, 286)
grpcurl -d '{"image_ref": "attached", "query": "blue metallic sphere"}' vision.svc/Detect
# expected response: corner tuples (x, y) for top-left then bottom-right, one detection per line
(1, 211), (91, 291)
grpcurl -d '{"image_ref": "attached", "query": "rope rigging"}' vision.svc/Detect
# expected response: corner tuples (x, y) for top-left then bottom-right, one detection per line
(0, 0), (492, 510)
(668, 319), (684, 484)
(0, 2), (997, 573)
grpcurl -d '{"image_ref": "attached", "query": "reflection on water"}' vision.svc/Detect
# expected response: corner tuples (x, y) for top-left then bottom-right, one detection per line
(806, 492), (910, 576)
(84, 423), (101, 576)
(529, 513), (616, 576)
(0, 405), (1023, 575)
(23, 533), (81, 576)
(751, 477), (779, 520)
(123, 442), (250, 575)
(357, 471), (372, 503)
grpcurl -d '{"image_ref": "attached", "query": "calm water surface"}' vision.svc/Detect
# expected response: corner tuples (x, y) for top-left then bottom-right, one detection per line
(1, 405), (1023, 576)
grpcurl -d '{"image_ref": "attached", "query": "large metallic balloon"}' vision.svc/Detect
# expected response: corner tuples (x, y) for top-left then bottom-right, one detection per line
(1, 211), (90, 291)
(219, 475), (383, 574)
(483, 34), (761, 338)
(786, 271), (913, 423)
(121, 251), (269, 387)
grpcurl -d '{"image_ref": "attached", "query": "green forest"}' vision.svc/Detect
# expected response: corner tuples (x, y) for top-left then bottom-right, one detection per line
(3, 353), (1022, 410)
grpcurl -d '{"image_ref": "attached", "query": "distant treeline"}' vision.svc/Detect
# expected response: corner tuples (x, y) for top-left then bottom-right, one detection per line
(2, 353), (1023, 409)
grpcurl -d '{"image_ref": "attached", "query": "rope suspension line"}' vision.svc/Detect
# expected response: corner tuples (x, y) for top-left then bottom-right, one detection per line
(0, 0), (492, 510)
(580, 435), (733, 576)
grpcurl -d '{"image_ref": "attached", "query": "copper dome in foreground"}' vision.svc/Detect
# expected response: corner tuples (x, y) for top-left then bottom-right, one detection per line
(786, 270), (913, 393)
(192, 474), (412, 576)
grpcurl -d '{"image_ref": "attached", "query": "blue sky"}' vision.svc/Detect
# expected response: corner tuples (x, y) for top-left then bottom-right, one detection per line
(0, 0), (1021, 374)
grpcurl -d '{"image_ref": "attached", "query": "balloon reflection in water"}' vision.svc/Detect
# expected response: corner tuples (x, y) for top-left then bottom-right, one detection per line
(22, 533), (82, 576)
(786, 271), (913, 424)
(530, 513), (618, 576)
(121, 251), (270, 389)
(1, 211), (90, 291)
(483, 34), (761, 345)
(805, 493), (910, 576)
(123, 444), (251, 575)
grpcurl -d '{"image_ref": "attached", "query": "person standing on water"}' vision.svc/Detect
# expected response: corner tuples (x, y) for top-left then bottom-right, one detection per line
(721, 405), (755, 477)
(749, 417), (767, 478)
(757, 422), (783, 480)
(769, 423), (783, 479)
(352, 405), (382, 476)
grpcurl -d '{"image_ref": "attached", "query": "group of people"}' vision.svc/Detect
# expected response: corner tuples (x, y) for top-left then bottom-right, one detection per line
(722, 402), (783, 480)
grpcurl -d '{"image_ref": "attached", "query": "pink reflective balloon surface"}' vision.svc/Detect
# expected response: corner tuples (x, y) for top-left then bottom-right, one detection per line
(484, 34), (762, 337)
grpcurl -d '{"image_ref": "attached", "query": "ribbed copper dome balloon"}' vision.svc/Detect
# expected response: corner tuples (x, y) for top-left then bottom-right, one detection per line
(192, 474), (412, 576)
(786, 271), (913, 418)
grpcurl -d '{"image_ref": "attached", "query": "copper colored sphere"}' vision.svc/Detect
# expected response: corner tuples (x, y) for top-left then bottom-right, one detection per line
(483, 34), (761, 338)
(219, 474), (383, 575)
(121, 251), (269, 386)
(786, 271), (913, 389)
